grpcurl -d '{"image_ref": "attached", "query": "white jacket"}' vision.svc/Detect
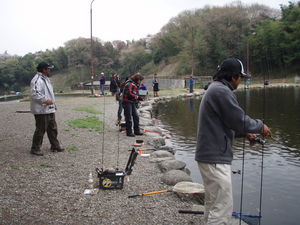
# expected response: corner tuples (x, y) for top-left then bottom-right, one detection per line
(30, 72), (56, 114)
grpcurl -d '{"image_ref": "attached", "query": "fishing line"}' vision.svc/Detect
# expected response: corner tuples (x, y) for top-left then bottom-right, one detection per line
(101, 91), (106, 170)
(116, 94), (121, 169)
(257, 44), (271, 225)
(238, 75), (247, 225)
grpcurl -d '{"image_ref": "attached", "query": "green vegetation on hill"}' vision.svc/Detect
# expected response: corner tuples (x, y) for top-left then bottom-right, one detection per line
(0, 2), (299, 94)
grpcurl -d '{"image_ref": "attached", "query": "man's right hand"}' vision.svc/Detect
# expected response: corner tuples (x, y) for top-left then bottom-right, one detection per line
(43, 99), (53, 105)
(261, 124), (272, 137)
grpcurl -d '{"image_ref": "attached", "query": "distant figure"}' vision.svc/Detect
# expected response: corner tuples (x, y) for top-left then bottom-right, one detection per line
(139, 83), (147, 90)
(110, 74), (119, 96)
(30, 62), (64, 156)
(152, 73), (159, 97)
(116, 74), (121, 92)
(245, 76), (251, 89)
(204, 82), (211, 90)
(189, 75), (195, 93)
(139, 83), (148, 100)
(99, 72), (105, 96)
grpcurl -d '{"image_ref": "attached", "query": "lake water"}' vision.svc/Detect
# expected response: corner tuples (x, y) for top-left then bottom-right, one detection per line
(153, 86), (300, 225)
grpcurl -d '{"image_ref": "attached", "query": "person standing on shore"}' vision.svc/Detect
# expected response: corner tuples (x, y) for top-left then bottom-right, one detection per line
(152, 73), (159, 97)
(189, 75), (195, 93)
(99, 72), (105, 96)
(122, 74), (144, 137)
(116, 77), (128, 125)
(30, 62), (64, 156)
(195, 58), (272, 225)
(110, 74), (119, 96)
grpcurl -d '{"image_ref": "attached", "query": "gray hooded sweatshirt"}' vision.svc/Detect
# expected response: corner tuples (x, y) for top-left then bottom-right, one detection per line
(30, 72), (56, 114)
(195, 79), (263, 164)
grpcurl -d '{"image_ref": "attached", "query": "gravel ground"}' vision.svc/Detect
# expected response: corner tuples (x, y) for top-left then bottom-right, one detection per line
(0, 96), (203, 225)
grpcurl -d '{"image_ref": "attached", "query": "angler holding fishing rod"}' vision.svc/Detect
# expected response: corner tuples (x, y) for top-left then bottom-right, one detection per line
(195, 58), (272, 225)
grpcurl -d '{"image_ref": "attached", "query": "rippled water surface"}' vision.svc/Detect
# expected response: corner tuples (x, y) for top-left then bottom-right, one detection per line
(153, 86), (300, 225)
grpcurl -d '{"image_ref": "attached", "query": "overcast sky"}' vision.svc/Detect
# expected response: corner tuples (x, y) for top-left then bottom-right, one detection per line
(0, 0), (294, 56)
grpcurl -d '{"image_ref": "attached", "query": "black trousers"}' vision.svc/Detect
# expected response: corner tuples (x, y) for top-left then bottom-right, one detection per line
(117, 100), (123, 120)
(31, 113), (60, 151)
(122, 102), (140, 135)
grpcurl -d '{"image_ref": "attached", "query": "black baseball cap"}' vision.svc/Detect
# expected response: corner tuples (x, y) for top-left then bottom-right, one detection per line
(218, 58), (250, 78)
(37, 62), (54, 71)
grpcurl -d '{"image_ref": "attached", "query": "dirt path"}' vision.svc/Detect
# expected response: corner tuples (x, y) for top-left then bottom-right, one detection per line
(0, 96), (203, 225)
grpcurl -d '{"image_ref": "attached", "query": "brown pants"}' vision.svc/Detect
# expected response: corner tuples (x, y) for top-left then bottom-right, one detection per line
(31, 113), (60, 151)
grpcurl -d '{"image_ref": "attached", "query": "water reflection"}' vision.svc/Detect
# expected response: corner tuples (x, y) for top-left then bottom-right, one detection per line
(153, 86), (300, 225)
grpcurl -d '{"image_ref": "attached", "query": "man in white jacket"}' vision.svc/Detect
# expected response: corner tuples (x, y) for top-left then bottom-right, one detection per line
(30, 62), (64, 156)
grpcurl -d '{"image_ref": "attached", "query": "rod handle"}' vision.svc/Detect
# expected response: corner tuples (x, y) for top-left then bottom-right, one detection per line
(178, 210), (204, 214)
(128, 194), (140, 198)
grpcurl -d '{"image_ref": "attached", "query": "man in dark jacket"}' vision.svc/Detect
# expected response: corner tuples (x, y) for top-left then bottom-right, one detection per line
(122, 74), (144, 137)
(195, 58), (272, 225)
(110, 74), (119, 96)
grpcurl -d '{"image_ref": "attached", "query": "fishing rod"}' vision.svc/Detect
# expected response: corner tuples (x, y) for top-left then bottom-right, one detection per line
(252, 135), (293, 151)
(128, 182), (204, 198)
(178, 210), (261, 218)
(128, 190), (171, 198)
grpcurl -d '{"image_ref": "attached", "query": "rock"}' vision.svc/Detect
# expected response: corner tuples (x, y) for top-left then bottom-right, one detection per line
(149, 156), (175, 163)
(173, 181), (205, 204)
(151, 150), (173, 158)
(140, 118), (153, 126)
(158, 160), (186, 172)
(140, 102), (150, 107)
(157, 146), (175, 154)
(143, 126), (162, 133)
(140, 112), (152, 119)
(183, 167), (191, 176)
(161, 170), (192, 186)
(145, 132), (161, 138)
(139, 106), (152, 113)
(147, 137), (165, 148)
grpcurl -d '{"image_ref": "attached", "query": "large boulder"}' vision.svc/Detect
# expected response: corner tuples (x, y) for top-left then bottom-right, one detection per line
(139, 118), (153, 126)
(139, 111), (152, 119)
(149, 156), (175, 163)
(143, 126), (162, 134)
(157, 145), (175, 154)
(145, 132), (161, 138)
(158, 160), (186, 173)
(147, 137), (166, 148)
(173, 181), (205, 204)
(161, 170), (192, 186)
(151, 150), (173, 158)
(138, 106), (152, 113)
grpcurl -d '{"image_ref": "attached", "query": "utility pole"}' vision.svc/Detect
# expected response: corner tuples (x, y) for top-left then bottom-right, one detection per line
(247, 38), (250, 75)
(90, 0), (95, 95)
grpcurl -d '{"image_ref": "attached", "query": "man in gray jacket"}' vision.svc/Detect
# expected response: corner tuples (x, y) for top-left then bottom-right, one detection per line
(195, 58), (272, 225)
(30, 62), (64, 156)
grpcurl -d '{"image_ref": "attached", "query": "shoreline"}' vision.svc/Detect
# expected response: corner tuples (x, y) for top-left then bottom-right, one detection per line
(0, 94), (204, 225)
(0, 82), (298, 224)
